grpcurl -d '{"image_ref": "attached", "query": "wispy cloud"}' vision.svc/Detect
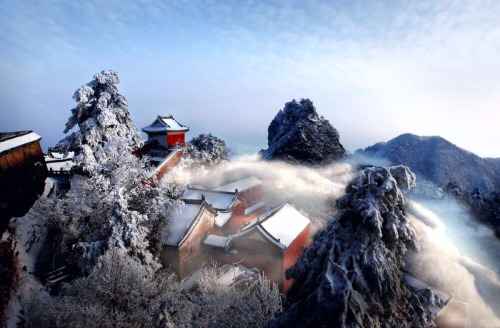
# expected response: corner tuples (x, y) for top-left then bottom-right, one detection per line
(1, 0), (499, 156)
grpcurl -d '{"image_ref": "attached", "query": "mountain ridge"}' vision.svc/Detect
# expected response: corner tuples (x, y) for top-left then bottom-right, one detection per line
(356, 133), (500, 194)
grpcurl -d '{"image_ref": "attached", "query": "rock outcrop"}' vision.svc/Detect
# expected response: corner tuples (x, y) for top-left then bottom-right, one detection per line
(260, 99), (345, 165)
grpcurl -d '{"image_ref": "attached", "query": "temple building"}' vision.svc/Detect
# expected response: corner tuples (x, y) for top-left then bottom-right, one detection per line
(142, 114), (189, 148)
(204, 202), (311, 293)
(141, 115), (189, 179)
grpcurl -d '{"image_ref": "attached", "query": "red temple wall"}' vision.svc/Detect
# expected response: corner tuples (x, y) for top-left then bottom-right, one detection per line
(282, 225), (310, 293)
(167, 132), (185, 147)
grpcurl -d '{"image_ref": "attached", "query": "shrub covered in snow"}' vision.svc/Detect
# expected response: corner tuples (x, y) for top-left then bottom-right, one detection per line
(271, 166), (436, 328)
(181, 133), (230, 171)
(22, 248), (192, 328)
(193, 264), (282, 328)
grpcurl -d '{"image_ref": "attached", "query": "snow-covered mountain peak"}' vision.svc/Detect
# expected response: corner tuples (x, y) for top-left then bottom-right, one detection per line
(260, 98), (345, 165)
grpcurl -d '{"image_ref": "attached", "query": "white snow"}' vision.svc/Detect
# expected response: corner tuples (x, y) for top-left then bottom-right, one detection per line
(214, 176), (262, 193)
(2, 194), (50, 328)
(0, 132), (41, 153)
(244, 201), (266, 215)
(214, 210), (233, 227)
(216, 265), (247, 287)
(183, 188), (237, 210)
(142, 115), (188, 133)
(150, 156), (165, 162)
(154, 149), (182, 173)
(258, 203), (309, 248)
(204, 234), (230, 248)
(142, 126), (170, 133)
(42, 178), (57, 197)
(46, 159), (73, 172)
(181, 267), (205, 291)
(242, 203), (310, 248)
(164, 203), (203, 246)
(403, 273), (449, 304)
(159, 116), (189, 131)
(45, 151), (74, 160)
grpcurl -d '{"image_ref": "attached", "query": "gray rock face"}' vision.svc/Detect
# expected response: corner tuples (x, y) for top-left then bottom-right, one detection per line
(260, 99), (345, 165)
(356, 133), (500, 194)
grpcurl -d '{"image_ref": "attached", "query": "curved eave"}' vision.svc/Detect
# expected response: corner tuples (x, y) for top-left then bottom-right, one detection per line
(256, 225), (286, 251)
(177, 202), (216, 246)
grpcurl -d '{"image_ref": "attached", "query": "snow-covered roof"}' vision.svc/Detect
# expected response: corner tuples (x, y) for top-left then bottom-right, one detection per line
(0, 131), (41, 154)
(204, 234), (231, 248)
(190, 184), (207, 189)
(46, 159), (73, 172)
(240, 203), (310, 250)
(214, 176), (262, 193)
(45, 151), (75, 160)
(215, 210), (233, 227)
(244, 201), (266, 216)
(45, 151), (75, 172)
(142, 115), (189, 133)
(164, 203), (204, 246)
(183, 188), (238, 210)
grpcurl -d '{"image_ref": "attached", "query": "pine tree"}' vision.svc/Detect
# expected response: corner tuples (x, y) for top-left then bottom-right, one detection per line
(56, 69), (142, 172)
(271, 166), (436, 328)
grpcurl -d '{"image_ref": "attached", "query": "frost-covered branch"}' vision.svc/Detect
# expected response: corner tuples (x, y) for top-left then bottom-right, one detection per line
(194, 264), (282, 328)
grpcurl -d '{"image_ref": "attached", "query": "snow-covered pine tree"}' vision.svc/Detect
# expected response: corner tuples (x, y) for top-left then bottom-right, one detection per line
(271, 166), (436, 328)
(56, 69), (142, 172)
(42, 141), (182, 271)
(42, 69), (183, 270)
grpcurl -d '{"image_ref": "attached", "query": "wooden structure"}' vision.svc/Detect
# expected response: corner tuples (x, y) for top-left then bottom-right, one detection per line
(0, 131), (44, 171)
(0, 131), (47, 228)
(160, 199), (217, 280)
(142, 115), (189, 148)
(205, 202), (311, 293)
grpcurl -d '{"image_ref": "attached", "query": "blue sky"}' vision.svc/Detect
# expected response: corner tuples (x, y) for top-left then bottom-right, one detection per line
(1, 0), (499, 157)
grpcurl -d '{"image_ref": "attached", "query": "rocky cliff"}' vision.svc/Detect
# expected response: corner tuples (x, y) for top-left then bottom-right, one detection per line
(260, 99), (345, 165)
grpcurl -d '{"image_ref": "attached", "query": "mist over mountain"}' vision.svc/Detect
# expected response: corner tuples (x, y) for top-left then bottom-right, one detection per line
(355, 133), (500, 194)
(260, 99), (345, 165)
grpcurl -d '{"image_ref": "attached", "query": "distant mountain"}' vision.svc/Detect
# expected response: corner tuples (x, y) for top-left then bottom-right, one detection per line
(356, 133), (500, 194)
(260, 98), (345, 165)
(485, 157), (500, 171)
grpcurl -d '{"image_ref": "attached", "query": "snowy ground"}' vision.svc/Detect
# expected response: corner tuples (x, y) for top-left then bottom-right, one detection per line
(2, 181), (52, 327)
